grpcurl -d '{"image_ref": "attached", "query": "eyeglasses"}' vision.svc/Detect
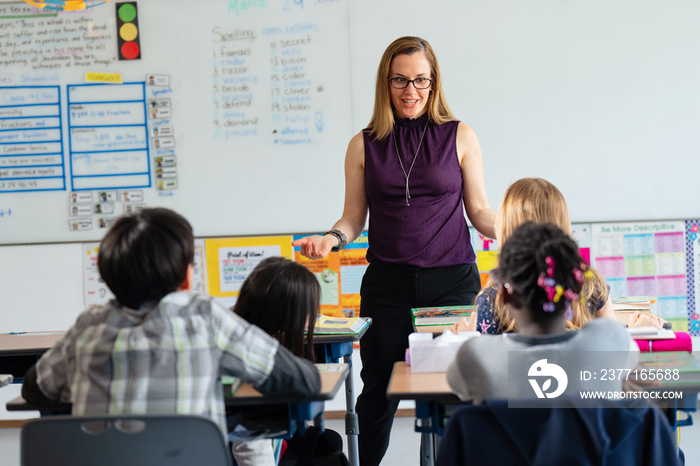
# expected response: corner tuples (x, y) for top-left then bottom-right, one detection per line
(388, 77), (433, 90)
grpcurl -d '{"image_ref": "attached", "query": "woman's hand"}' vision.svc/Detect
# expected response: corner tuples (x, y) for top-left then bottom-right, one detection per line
(291, 235), (337, 260)
(452, 312), (478, 334)
(628, 311), (666, 329)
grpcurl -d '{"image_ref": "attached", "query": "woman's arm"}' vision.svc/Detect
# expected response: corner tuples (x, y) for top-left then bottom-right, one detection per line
(292, 132), (368, 259)
(456, 122), (497, 239)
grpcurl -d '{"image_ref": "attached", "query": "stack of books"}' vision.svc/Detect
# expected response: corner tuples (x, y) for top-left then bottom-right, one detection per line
(612, 296), (653, 326)
(410, 305), (475, 333)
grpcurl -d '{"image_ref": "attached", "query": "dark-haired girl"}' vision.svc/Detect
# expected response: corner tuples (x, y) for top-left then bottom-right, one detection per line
(229, 256), (321, 466)
(233, 256), (320, 362)
(447, 222), (638, 403)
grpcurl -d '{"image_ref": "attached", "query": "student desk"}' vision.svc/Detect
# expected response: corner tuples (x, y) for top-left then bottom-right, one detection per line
(0, 332), (64, 382)
(386, 361), (700, 466)
(313, 317), (371, 466)
(7, 363), (349, 439)
(1, 326), (370, 466)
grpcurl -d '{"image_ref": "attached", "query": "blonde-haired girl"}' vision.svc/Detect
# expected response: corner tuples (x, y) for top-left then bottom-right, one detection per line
(468, 178), (615, 334)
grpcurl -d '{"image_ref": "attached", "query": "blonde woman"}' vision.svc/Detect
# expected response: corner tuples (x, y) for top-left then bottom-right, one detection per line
(292, 36), (496, 466)
(463, 178), (615, 335)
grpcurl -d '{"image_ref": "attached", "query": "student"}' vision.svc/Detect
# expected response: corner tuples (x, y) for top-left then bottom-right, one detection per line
(229, 256), (321, 466)
(21, 208), (321, 438)
(233, 256), (319, 362)
(460, 178), (615, 335)
(447, 222), (639, 402)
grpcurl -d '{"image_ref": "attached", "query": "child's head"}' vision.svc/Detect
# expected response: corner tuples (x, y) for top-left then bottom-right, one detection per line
(233, 257), (320, 361)
(496, 178), (570, 244)
(481, 178), (608, 333)
(98, 208), (194, 309)
(496, 222), (586, 329)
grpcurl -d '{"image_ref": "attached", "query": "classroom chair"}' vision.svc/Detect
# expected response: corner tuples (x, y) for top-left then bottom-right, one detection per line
(436, 398), (681, 466)
(21, 414), (233, 466)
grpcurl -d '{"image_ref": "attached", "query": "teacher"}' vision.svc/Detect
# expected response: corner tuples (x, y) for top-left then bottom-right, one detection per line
(292, 36), (496, 466)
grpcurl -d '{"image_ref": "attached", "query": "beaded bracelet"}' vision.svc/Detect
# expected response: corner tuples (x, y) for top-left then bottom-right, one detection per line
(324, 229), (347, 253)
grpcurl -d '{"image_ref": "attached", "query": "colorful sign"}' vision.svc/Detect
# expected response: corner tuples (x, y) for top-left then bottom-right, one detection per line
(205, 236), (293, 299)
(293, 231), (369, 318)
(591, 221), (688, 331)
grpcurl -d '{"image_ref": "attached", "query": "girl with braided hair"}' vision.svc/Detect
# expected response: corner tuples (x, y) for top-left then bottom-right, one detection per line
(447, 221), (638, 403)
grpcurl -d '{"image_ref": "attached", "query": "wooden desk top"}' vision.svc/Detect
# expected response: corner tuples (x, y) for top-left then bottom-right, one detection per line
(7, 363), (349, 412)
(229, 363), (349, 405)
(0, 332), (64, 356)
(386, 362), (460, 403)
(0, 325), (370, 353)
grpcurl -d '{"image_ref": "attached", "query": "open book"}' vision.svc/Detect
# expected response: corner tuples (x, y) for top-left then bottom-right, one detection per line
(311, 315), (370, 335)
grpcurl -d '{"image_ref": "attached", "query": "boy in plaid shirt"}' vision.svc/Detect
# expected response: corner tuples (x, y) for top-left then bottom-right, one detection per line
(22, 208), (320, 438)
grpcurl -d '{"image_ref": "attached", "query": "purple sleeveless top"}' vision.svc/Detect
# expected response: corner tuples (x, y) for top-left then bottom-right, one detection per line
(364, 113), (476, 268)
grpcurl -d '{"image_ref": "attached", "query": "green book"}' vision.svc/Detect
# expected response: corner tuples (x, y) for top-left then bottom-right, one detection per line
(410, 305), (476, 327)
(638, 352), (700, 384)
(222, 376), (242, 395)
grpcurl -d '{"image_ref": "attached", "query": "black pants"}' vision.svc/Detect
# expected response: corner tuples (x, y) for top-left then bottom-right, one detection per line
(356, 261), (480, 466)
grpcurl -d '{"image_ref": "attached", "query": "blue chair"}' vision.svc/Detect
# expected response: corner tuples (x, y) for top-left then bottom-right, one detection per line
(22, 414), (233, 466)
(437, 398), (682, 466)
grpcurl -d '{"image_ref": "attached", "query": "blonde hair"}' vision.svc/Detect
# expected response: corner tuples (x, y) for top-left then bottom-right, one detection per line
(367, 36), (457, 140)
(482, 178), (609, 332)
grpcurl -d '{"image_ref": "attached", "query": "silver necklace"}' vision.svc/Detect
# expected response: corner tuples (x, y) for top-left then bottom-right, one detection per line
(393, 118), (429, 207)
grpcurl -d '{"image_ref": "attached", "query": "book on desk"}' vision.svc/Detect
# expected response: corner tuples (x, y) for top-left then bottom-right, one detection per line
(638, 351), (700, 383)
(410, 305), (475, 333)
(222, 376), (242, 396)
(613, 297), (653, 326)
(310, 315), (370, 335)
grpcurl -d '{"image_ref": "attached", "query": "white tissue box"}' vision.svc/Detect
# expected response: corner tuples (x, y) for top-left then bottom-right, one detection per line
(408, 331), (480, 373)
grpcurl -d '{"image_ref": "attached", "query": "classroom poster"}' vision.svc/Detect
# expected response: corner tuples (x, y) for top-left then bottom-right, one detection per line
(470, 223), (595, 288)
(470, 227), (499, 288)
(293, 231), (369, 318)
(685, 220), (700, 336)
(293, 237), (342, 316)
(338, 232), (369, 318)
(205, 237), (293, 305)
(591, 221), (688, 331)
(571, 224), (592, 265)
(82, 242), (115, 308)
(192, 239), (207, 294)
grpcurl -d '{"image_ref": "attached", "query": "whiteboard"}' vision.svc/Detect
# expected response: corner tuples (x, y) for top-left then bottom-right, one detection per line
(348, 0), (700, 224)
(0, 242), (84, 333)
(1, 0), (699, 246)
(0, 0), (352, 244)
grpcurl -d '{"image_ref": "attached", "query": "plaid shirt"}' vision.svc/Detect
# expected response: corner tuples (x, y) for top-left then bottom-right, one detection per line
(35, 291), (279, 436)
